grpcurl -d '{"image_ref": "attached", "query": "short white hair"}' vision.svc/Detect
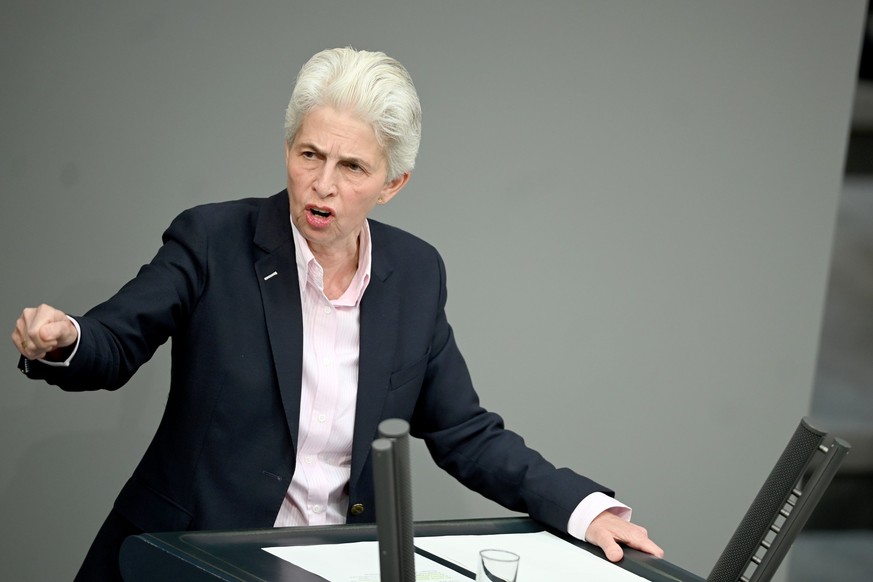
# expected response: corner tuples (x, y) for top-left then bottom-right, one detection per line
(285, 47), (422, 182)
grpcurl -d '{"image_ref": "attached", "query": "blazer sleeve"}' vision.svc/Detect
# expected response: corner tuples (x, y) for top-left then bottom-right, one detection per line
(409, 251), (614, 533)
(19, 207), (208, 391)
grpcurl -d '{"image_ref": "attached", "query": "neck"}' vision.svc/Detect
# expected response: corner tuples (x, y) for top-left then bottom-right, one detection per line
(310, 236), (360, 300)
(309, 235), (359, 271)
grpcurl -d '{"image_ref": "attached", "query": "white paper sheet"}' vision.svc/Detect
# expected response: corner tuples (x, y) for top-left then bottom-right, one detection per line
(263, 540), (469, 582)
(265, 531), (647, 581)
(416, 531), (647, 581)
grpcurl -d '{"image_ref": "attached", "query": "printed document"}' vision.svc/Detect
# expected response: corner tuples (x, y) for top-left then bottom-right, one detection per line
(264, 531), (646, 581)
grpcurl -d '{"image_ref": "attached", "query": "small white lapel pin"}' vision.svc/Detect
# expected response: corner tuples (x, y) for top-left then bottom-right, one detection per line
(263, 271), (278, 281)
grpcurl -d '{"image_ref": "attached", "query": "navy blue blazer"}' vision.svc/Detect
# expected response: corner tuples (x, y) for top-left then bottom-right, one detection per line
(21, 191), (611, 535)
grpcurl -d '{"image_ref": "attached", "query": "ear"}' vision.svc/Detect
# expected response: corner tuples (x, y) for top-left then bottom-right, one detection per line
(378, 172), (410, 205)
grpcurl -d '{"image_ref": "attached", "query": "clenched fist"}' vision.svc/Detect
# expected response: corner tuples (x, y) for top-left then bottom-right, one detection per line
(12, 304), (78, 361)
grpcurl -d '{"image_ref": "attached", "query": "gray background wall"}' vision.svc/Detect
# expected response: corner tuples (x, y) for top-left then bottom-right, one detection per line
(1, 1), (867, 580)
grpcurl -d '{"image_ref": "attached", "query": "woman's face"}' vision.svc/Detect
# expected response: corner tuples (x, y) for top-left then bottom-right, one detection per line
(285, 106), (408, 257)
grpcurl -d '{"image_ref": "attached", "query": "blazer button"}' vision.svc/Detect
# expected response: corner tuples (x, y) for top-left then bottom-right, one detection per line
(350, 503), (365, 516)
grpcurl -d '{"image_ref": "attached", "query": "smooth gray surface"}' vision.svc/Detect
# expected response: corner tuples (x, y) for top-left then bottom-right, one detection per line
(0, 2), (867, 580)
(791, 532), (873, 582)
(811, 176), (873, 431)
(788, 156), (873, 580)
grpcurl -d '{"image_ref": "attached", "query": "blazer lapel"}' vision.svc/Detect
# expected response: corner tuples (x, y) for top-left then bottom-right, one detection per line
(349, 238), (400, 489)
(254, 192), (304, 452)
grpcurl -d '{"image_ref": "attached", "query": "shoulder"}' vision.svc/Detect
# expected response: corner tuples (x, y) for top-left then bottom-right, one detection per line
(163, 193), (285, 241)
(173, 195), (270, 228)
(368, 219), (440, 260)
(368, 219), (446, 289)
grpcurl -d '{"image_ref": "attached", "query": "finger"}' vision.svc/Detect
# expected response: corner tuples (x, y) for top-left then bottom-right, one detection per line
(16, 337), (47, 360)
(587, 513), (665, 561)
(625, 533), (664, 558)
(38, 319), (75, 347)
(20, 307), (51, 352)
(18, 332), (54, 360)
(12, 328), (26, 356)
(19, 306), (39, 330)
(614, 523), (665, 559)
(601, 538), (625, 562)
(586, 523), (626, 563)
(13, 313), (35, 357)
(30, 304), (67, 328)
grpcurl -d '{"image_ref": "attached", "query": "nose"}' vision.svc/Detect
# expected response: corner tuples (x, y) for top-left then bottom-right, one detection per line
(314, 164), (338, 198)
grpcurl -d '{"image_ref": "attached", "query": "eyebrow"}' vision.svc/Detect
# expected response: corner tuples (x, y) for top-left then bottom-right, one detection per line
(295, 141), (373, 171)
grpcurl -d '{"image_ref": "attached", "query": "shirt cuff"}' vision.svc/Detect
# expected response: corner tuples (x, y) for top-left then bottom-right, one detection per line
(36, 316), (81, 367)
(566, 492), (632, 542)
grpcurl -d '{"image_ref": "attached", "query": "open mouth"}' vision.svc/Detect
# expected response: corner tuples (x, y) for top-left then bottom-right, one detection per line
(305, 205), (334, 228)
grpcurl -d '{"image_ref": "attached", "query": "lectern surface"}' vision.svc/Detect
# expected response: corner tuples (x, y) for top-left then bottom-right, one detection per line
(120, 517), (704, 582)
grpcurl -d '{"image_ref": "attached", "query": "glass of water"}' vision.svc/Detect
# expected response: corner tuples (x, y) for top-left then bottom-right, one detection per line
(476, 549), (520, 582)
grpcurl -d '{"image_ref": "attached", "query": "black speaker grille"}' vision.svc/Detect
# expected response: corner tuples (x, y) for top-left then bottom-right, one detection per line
(707, 421), (823, 582)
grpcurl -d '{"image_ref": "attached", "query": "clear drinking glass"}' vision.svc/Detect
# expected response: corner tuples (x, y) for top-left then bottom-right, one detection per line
(476, 549), (520, 582)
